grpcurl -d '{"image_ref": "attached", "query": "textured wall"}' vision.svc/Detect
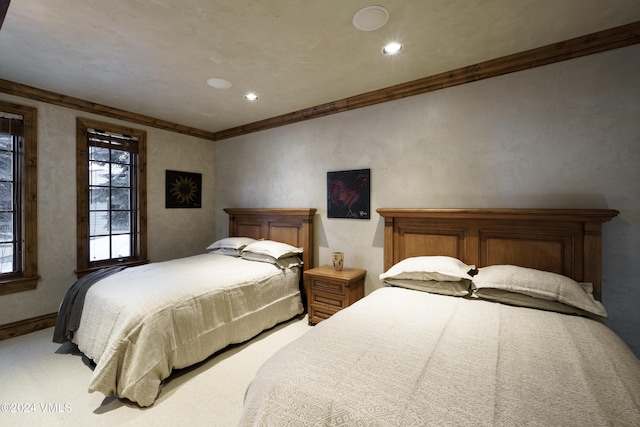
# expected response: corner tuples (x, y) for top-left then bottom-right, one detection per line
(215, 45), (640, 355)
(0, 94), (215, 325)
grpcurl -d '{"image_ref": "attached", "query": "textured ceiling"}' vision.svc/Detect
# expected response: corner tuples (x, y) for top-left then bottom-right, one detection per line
(1, 0), (639, 134)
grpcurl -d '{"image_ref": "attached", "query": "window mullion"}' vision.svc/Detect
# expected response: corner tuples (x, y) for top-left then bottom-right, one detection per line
(108, 156), (112, 260)
(14, 134), (22, 272)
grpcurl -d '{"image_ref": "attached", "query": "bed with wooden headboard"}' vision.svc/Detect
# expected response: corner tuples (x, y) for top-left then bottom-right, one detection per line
(54, 208), (317, 407)
(239, 207), (640, 426)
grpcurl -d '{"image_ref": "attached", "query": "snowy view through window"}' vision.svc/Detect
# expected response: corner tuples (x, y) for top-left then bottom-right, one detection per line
(0, 132), (14, 273)
(89, 145), (132, 261)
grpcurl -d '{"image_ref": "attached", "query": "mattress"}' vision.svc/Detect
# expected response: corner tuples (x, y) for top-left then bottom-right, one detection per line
(239, 287), (640, 426)
(72, 253), (303, 407)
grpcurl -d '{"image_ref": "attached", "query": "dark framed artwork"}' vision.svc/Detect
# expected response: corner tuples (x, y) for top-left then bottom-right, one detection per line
(165, 170), (202, 208)
(327, 168), (370, 219)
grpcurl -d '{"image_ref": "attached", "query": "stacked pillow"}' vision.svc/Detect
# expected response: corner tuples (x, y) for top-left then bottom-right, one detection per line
(471, 264), (607, 318)
(379, 256), (475, 296)
(206, 237), (257, 256)
(240, 240), (304, 269)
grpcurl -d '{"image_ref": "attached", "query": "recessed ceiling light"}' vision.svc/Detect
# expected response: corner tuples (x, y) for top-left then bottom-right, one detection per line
(207, 77), (232, 89)
(353, 6), (389, 31)
(382, 42), (403, 55)
(244, 93), (258, 101)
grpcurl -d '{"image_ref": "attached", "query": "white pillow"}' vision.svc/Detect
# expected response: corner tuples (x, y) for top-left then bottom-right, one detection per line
(383, 278), (471, 296)
(242, 240), (303, 259)
(472, 265), (607, 317)
(241, 251), (303, 269)
(379, 256), (475, 282)
(206, 237), (257, 251)
(207, 247), (242, 257)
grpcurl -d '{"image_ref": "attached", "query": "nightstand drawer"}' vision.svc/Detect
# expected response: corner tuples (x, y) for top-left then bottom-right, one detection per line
(312, 290), (345, 309)
(311, 280), (344, 296)
(309, 306), (335, 324)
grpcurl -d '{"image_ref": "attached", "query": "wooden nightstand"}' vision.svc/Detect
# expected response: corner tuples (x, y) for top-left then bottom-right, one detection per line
(304, 265), (366, 325)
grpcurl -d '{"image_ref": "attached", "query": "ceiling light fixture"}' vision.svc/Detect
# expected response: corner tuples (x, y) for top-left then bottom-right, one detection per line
(244, 93), (258, 101)
(206, 77), (232, 89)
(382, 42), (403, 55)
(353, 5), (389, 31)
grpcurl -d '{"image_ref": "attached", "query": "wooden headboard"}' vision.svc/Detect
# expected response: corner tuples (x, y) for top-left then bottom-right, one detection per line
(377, 208), (618, 300)
(224, 208), (316, 271)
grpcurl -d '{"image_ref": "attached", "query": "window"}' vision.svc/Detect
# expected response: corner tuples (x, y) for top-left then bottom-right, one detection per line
(0, 101), (39, 296)
(76, 118), (147, 275)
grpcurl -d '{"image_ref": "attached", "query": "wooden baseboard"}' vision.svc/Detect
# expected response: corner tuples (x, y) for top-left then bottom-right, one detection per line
(0, 313), (57, 341)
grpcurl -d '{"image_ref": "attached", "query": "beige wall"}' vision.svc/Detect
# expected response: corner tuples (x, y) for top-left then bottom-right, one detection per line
(214, 45), (640, 355)
(0, 94), (216, 325)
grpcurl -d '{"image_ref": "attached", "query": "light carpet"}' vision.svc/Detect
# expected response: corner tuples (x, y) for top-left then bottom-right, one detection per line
(0, 314), (312, 427)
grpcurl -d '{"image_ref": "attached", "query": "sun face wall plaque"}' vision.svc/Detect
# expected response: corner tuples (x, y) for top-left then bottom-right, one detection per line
(165, 170), (202, 208)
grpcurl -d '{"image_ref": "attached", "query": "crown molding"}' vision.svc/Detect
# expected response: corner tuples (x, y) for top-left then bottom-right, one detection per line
(1, 21), (638, 142)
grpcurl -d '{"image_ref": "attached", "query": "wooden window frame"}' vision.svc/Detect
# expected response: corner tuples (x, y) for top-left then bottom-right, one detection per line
(76, 118), (147, 276)
(0, 100), (39, 296)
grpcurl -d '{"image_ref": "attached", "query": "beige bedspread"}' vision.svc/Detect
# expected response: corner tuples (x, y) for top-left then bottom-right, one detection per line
(239, 287), (640, 426)
(73, 254), (303, 407)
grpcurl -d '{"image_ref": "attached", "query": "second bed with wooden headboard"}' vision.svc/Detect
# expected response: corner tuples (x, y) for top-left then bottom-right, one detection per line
(239, 208), (640, 426)
(377, 208), (618, 300)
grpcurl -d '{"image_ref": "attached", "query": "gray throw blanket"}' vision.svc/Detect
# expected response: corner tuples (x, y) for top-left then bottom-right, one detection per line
(52, 266), (126, 343)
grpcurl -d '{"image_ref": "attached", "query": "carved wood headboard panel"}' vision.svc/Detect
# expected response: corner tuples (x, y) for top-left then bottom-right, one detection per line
(377, 208), (618, 300)
(224, 208), (316, 271)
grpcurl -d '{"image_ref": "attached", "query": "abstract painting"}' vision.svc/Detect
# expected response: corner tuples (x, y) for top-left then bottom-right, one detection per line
(327, 168), (370, 219)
